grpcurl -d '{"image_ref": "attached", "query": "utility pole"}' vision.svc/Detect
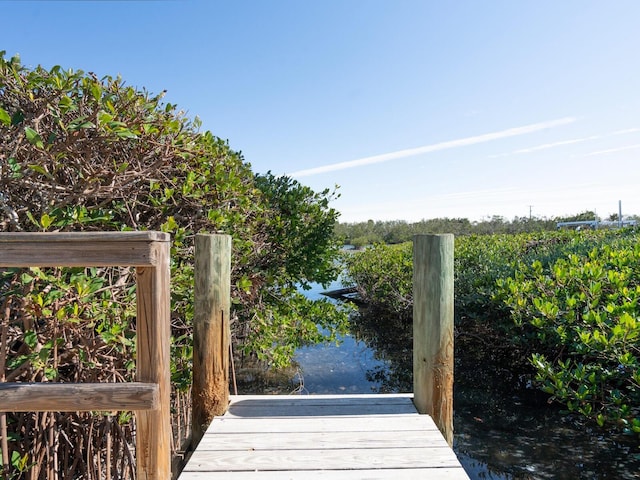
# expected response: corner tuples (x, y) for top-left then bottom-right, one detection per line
(528, 205), (533, 221)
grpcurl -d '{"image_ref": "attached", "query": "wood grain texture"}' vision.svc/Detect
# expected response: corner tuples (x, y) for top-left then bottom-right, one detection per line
(413, 234), (455, 446)
(135, 241), (171, 480)
(192, 234), (231, 446)
(179, 468), (471, 480)
(195, 430), (447, 451)
(0, 232), (169, 267)
(185, 447), (460, 471)
(0, 232), (169, 242)
(179, 394), (469, 479)
(0, 232), (172, 479)
(0, 382), (158, 411)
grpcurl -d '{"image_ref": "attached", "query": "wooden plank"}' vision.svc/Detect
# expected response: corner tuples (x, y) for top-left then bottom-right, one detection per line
(183, 447), (461, 471)
(192, 234), (231, 445)
(0, 382), (158, 411)
(224, 394), (417, 417)
(180, 394), (469, 480)
(228, 393), (414, 404)
(179, 468), (471, 480)
(208, 393), (431, 430)
(0, 232), (169, 267)
(206, 414), (440, 434)
(0, 232), (168, 243)
(135, 242), (171, 480)
(195, 430), (448, 450)
(413, 234), (454, 446)
(226, 402), (417, 417)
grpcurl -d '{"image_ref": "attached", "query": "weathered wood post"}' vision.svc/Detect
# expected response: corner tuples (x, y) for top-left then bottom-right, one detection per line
(135, 234), (172, 480)
(192, 234), (231, 447)
(413, 234), (454, 446)
(0, 232), (172, 480)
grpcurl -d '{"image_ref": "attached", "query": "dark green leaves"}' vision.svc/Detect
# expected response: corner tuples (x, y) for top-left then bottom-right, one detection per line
(11, 110), (24, 125)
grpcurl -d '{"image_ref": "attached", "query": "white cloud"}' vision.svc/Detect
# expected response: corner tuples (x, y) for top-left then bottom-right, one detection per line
(289, 117), (577, 178)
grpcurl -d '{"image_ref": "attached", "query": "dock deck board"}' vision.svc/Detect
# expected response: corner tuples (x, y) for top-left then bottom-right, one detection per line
(180, 394), (469, 479)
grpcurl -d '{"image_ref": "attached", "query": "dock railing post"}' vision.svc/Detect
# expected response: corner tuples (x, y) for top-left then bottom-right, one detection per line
(136, 239), (172, 480)
(192, 233), (232, 447)
(413, 234), (454, 446)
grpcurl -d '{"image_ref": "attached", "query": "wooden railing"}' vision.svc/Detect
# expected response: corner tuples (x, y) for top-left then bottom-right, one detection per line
(188, 234), (455, 447)
(0, 232), (454, 476)
(0, 232), (171, 480)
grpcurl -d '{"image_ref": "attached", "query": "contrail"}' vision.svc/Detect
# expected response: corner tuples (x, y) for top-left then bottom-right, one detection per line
(290, 117), (576, 178)
(585, 143), (640, 156)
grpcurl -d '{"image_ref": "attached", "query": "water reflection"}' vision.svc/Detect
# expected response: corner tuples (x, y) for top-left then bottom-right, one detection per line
(295, 334), (386, 393)
(293, 306), (640, 480)
(236, 281), (640, 479)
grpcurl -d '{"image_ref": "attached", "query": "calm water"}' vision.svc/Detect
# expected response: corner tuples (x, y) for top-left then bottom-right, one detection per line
(286, 283), (640, 480)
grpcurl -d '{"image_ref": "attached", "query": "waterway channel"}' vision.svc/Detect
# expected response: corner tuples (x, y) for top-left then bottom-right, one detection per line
(236, 282), (640, 479)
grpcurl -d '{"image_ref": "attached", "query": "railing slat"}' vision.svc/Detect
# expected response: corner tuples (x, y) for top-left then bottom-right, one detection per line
(0, 382), (159, 411)
(0, 232), (172, 480)
(0, 232), (169, 267)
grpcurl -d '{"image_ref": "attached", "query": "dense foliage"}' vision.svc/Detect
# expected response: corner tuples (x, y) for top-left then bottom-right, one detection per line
(497, 232), (640, 434)
(342, 230), (640, 435)
(0, 52), (347, 478)
(342, 243), (413, 317)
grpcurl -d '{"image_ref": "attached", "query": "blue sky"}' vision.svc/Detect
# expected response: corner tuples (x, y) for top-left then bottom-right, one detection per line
(4, 0), (640, 222)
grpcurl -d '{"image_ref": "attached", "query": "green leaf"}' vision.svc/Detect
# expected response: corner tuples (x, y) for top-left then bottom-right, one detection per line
(11, 110), (24, 126)
(0, 106), (11, 126)
(24, 126), (44, 148)
(28, 164), (53, 179)
(68, 117), (96, 131)
(24, 330), (38, 349)
(40, 213), (54, 229)
(90, 83), (102, 101)
(115, 128), (137, 139)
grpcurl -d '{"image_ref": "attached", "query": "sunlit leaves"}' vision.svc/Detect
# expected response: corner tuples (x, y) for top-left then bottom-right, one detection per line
(0, 106), (10, 126)
(498, 231), (640, 434)
(346, 228), (640, 435)
(24, 126), (44, 148)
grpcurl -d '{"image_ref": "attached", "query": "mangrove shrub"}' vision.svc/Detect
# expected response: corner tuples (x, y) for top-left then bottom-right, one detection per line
(0, 52), (347, 478)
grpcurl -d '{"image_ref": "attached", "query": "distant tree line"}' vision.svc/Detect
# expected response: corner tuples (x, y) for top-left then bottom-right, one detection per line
(335, 211), (639, 247)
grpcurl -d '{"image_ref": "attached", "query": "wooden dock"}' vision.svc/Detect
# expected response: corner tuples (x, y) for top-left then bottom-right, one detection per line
(179, 393), (469, 479)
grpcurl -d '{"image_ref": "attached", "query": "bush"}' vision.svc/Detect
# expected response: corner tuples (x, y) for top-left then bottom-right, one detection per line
(342, 243), (413, 318)
(0, 52), (347, 477)
(343, 229), (640, 434)
(498, 232), (640, 433)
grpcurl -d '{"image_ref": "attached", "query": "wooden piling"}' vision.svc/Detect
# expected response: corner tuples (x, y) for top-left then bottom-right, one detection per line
(135, 239), (172, 480)
(192, 234), (231, 447)
(412, 234), (454, 446)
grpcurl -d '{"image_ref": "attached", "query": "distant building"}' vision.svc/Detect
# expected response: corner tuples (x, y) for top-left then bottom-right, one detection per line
(556, 219), (637, 230)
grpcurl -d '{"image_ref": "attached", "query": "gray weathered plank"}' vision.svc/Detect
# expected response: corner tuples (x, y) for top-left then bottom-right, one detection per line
(0, 382), (158, 411)
(180, 394), (469, 479)
(184, 446), (460, 471)
(206, 414), (439, 434)
(195, 430), (448, 450)
(222, 393), (419, 419)
(180, 468), (471, 480)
